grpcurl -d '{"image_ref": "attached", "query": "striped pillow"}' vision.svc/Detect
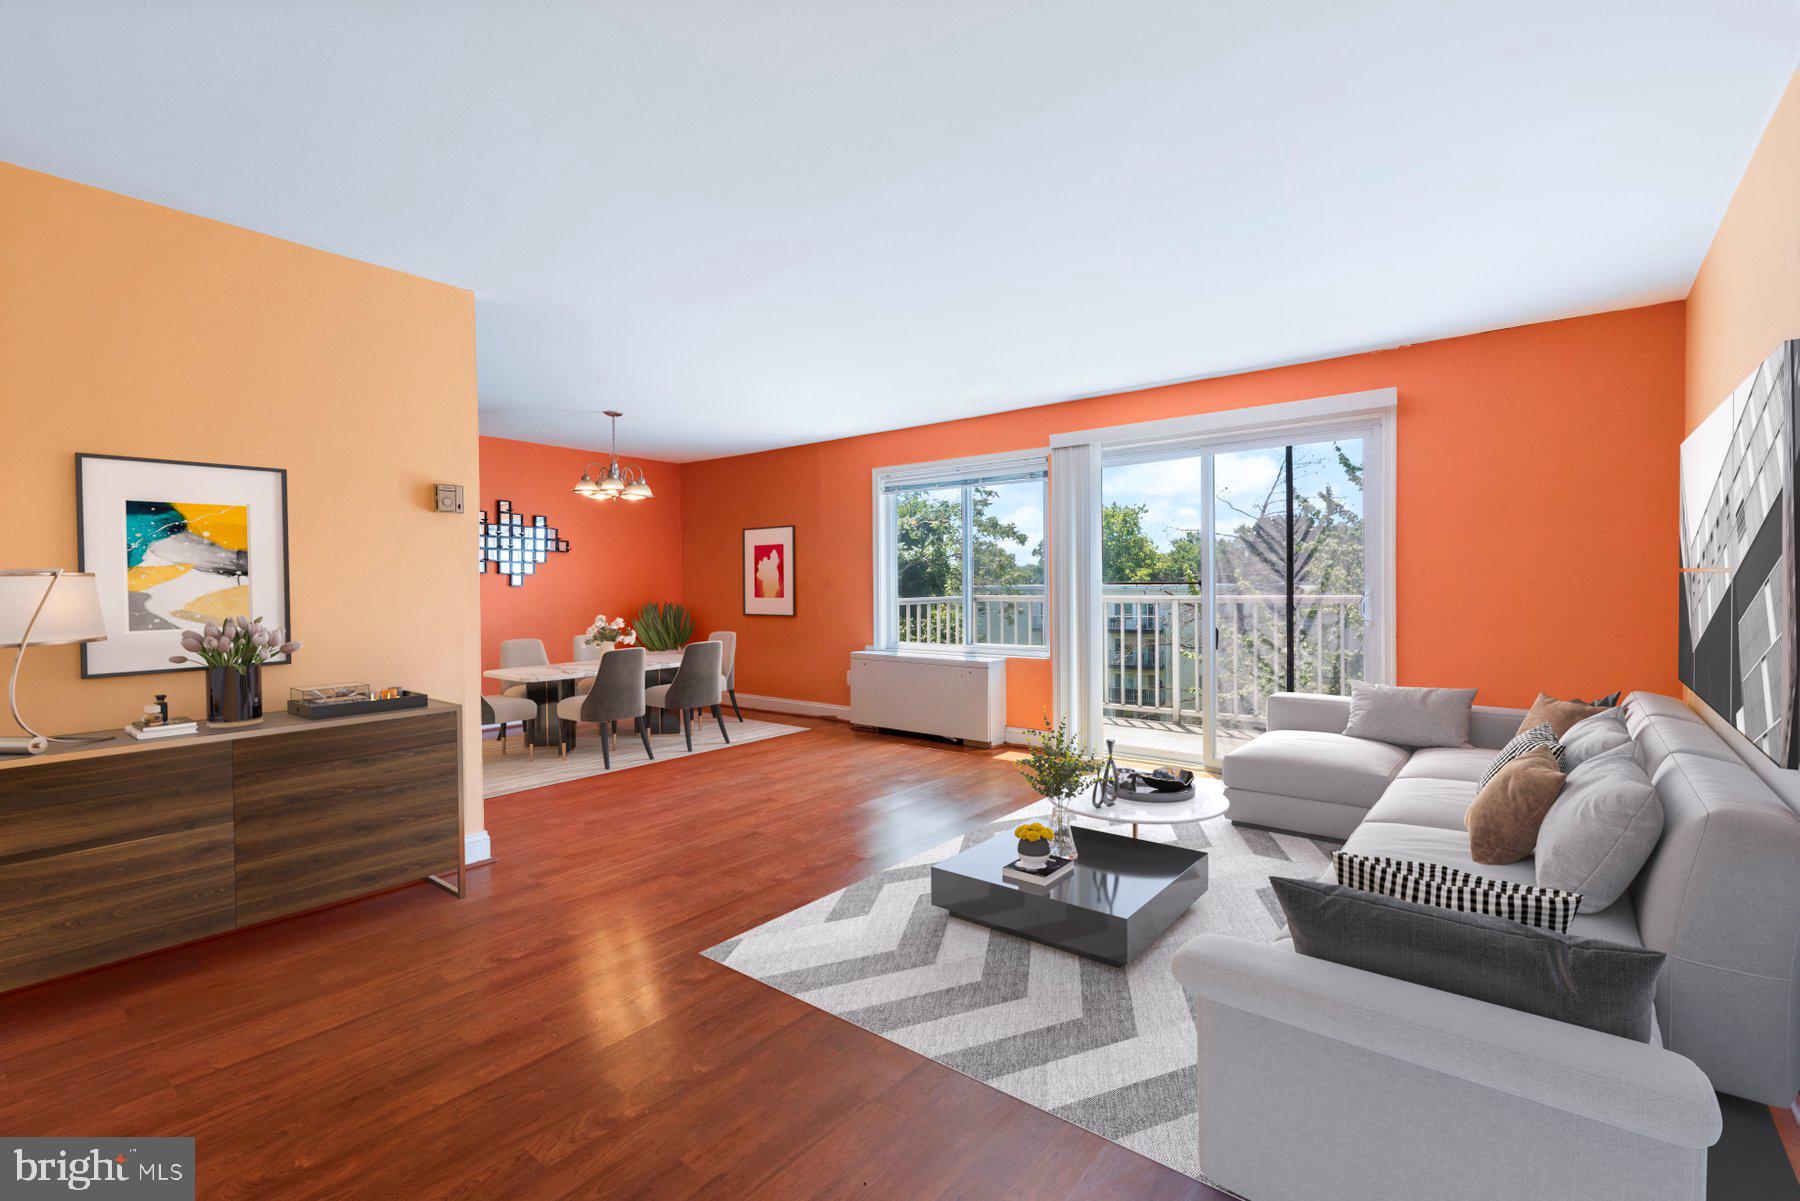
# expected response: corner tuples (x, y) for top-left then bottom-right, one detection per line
(1332, 851), (1583, 932)
(1479, 722), (1566, 789)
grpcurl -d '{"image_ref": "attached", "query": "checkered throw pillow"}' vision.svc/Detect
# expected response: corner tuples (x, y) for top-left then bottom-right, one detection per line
(1479, 722), (1567, 790)
(1332, 851), (1584, 933)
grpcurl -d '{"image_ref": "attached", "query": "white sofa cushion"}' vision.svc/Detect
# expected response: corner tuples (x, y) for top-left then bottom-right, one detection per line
(1537, 744), (1665, 910)
(1396, 746), (1496, 783)
(1626, 711), (1737, 775)
(1343, 681), (1479, 748)
(1363, 778), (1477, 831)
(1563, 708), (1632, 769)
(1223, 729), (1408, 809)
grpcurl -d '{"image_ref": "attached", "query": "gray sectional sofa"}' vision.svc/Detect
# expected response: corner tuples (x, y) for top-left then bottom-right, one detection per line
(1174, 690), (1800, 1201)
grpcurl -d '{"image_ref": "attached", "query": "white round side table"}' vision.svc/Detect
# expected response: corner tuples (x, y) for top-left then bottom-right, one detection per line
(1072, 775), (1229, 838)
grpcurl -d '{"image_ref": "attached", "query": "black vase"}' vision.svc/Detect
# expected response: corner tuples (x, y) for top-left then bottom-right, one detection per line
(207, 665), (263, 725)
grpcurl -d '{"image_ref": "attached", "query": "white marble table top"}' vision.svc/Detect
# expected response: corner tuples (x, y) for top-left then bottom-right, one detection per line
(1068, 774), (1229, 827)
(482, 649), (685, 684)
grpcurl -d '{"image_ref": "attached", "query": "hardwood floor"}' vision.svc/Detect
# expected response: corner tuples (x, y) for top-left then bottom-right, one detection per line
(0, 714), (1226, 1201)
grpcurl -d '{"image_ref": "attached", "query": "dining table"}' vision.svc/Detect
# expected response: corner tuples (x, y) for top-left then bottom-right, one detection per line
(482, 650), (687, 747)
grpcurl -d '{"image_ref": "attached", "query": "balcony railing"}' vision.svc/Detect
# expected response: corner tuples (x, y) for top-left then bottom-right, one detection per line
(898, 593), (1046, 648)
(897, 591), (1365, 732)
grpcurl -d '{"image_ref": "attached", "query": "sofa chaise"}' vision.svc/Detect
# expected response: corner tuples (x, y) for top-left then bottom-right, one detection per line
(1173, 690), (1800, 1201)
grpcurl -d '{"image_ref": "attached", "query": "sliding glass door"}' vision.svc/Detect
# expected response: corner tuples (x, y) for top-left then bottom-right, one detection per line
(1100, 425), (1379, 767)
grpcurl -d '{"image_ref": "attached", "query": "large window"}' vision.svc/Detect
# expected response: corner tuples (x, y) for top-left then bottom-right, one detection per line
(876, 456), (1048, 652)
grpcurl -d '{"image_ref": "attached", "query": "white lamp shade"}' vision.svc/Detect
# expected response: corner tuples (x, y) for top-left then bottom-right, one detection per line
(0, 571), (107, 647)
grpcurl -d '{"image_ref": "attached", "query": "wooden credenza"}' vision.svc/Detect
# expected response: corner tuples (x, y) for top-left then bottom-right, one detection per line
(0, 704), (462, 993)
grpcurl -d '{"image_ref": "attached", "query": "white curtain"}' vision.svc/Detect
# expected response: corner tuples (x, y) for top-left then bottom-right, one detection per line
(1049, 442), (1103, 751)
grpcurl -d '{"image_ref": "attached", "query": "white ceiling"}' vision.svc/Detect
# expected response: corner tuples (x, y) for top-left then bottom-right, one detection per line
(4, 3), (1797, 462)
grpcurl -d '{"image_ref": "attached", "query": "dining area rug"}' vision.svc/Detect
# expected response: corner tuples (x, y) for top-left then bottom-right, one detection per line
(482, 715), (806, 798)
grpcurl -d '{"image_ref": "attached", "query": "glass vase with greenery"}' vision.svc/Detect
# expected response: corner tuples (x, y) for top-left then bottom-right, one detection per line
(1016, 718), (1099, 858)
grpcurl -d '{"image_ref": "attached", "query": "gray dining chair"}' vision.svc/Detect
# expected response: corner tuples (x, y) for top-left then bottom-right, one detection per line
(554, 646), (649, 769)
(569, 636), (601, 693)
(645, 640), (727, 752)
(499, 638), (549, 698)
(706, 630), (742, 722)
(480, 693), (541, 758)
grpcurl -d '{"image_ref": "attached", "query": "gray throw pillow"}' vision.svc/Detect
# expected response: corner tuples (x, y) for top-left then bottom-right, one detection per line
(1342, 681), (1478, 748)
(1561, 707), (1632, 770)
(1273, 877), (1664, 1041)
(1535, 742), (1663, 909)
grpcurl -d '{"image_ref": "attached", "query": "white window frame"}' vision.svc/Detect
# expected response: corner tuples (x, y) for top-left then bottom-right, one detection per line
(871, 447), (1051, 657)
(1057, 387), (1398, 691)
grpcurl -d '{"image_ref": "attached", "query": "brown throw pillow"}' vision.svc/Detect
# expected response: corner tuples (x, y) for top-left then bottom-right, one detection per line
(1516, 692), (1607, 739)
(1465, 745), (1566, 864)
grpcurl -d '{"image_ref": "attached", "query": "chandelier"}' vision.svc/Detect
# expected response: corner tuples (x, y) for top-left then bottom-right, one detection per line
(573, 410), (653, 502)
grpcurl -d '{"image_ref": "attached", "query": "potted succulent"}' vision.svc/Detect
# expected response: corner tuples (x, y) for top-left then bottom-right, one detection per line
(168, 616), (300, 727)
(1014, 821), (1057, 865)
(634, 602), (694, 652)
(1016, 718), (1100, 859)
(583, 614), (637, 656)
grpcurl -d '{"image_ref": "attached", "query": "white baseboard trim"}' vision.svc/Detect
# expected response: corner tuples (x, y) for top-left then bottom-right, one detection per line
(736, 695), (1034, 746)
(465, 829), (492, 866)
(734, 692), (852, 721)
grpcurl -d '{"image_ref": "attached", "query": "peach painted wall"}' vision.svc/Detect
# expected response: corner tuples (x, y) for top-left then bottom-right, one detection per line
(478, 436), (684, 689)
(1686, 68), (1800, 434)
(681, 303), (1687, 723)
(0, 163), (486, 841)
(1680, 68), (1800, 811)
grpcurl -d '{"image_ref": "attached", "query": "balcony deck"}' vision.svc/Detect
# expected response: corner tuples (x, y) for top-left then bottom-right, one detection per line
(1101, 714), (1260, 763)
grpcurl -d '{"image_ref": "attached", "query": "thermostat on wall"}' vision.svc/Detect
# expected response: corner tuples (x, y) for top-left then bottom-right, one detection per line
(435, 484), (465, 513)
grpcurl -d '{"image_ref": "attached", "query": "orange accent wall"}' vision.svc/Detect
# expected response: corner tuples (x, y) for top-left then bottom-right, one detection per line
(680, 303), (1686, 722)
(0, 162), (485, 835)
(478, 436), (684, 689)
(1686, 68), (1800, 434)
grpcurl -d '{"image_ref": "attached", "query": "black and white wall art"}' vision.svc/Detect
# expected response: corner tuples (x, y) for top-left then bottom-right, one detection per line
(1679, 339), (1800, 767)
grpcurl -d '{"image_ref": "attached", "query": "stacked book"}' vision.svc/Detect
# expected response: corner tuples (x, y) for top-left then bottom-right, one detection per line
(1002, 854), (1075, 887)
(124, 717), (199, 741)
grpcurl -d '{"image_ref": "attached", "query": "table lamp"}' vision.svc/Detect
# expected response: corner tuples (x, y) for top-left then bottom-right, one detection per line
(0, 569), (109, 755)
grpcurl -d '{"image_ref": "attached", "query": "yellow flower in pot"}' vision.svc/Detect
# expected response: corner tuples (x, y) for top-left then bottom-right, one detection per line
(1014, 821), (1057, 863)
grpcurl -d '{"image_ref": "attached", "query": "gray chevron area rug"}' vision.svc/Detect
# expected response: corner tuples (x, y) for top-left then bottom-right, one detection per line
(702, 799), (1337, 1183)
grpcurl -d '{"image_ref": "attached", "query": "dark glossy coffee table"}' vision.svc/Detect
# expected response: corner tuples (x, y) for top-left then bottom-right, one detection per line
(930, 825), (1208, 966)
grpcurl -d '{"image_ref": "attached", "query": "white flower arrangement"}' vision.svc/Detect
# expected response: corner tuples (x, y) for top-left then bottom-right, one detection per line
(583, 614), (637, 647)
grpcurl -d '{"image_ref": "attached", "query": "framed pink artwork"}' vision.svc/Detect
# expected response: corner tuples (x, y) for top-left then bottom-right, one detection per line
(743, 525), (796, 616)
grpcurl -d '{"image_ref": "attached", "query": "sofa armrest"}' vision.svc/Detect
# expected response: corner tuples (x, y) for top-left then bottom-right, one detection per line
(1172, 934), (1720, 1149)
(1264, 691), (1352, 734)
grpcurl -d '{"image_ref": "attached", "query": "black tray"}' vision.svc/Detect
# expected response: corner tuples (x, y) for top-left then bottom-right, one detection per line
(287, 690), (430, 720)
(1108, 780), (1197, 804)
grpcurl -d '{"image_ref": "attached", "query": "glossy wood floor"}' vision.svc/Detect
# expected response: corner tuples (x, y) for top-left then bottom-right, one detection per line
(0, 715), (1227, 1201)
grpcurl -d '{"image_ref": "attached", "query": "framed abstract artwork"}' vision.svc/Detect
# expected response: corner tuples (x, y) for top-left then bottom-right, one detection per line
(743, 525), (796, 616)
(76, 453), (293, 678)
(1678, 339), (1799, 766)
